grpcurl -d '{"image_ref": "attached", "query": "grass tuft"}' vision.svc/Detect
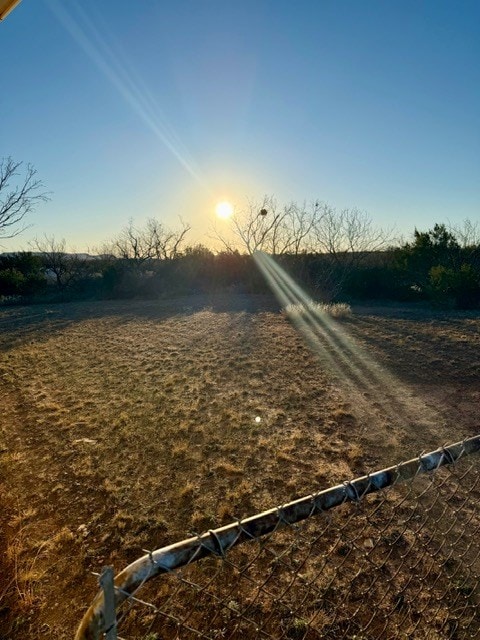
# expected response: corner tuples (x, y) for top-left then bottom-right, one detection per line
(284, 302), (353, 318)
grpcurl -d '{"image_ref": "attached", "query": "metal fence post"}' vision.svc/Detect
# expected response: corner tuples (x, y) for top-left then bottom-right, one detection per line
(99, 566), (117, 640)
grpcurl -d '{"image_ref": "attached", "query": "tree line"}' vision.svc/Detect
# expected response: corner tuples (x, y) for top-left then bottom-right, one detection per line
(0, 158), (479, 309)
(1, 215), (479, 309)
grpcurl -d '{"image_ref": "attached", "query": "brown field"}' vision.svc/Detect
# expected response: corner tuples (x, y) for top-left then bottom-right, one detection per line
(0, 294), (479, 639)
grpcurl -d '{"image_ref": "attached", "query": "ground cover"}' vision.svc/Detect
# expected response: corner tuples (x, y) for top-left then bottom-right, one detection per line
(0, 294), (479, 638)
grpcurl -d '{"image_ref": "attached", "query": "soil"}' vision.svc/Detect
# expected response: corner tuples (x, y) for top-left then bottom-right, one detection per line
(0, 294), (478, 639)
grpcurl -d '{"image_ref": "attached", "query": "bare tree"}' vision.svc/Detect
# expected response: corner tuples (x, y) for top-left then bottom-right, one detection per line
(32, 235), (87, 291)
(310, 205), (393, 300)
(113, 219), (153, 264)
(213, 196), (321, 255)
(449, 219), (480, 248)
(284, 201), (321, 255)
(448, 218), (480, 273)
(111, 217), (191, 264)
(146, 217), (191, 260)
(230, 196), (285, 255)
(312, 205), (391, 263)
(212, 195), (391, 274)
(0, 157), (49, 239)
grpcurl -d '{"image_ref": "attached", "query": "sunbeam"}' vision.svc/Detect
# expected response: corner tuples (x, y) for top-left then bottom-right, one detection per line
(254, 251), (443, 444)
(46, 0), (211, 192)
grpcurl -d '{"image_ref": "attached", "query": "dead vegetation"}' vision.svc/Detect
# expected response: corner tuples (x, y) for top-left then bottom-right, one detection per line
(0, 294), (479, 638)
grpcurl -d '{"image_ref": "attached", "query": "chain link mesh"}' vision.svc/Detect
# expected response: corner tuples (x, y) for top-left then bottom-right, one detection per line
(77, 437), (480, 640)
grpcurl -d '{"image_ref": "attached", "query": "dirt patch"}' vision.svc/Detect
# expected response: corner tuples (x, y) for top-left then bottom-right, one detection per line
(0, 295), (478, 638)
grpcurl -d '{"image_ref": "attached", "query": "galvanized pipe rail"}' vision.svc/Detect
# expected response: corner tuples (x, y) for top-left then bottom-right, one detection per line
(75, 434), (480, 640)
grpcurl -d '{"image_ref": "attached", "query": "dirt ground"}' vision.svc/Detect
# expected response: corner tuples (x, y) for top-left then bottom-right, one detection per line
(0, 294), (478, 639)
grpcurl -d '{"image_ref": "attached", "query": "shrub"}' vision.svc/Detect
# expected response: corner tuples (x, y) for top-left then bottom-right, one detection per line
(284, 302), (352, 319)
(429, 263), (480, 309)
(0, 268), (25, 296)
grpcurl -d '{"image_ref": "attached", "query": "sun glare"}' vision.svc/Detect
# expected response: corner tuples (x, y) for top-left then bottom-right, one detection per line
(215, 201), (234, 220)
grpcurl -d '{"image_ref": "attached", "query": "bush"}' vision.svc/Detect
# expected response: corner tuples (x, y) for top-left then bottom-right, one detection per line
(0, 268), (25, 296)
(0, 253), (47, 298)
(343, 265), (418, 301)
(429, 264), (480, 309)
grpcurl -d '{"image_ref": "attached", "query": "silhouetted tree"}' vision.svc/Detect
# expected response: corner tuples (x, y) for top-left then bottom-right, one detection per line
(308, 205), (393, 300)
(112, 217), (191, 264)
(0, 157), (49, 239)
(398, 224), (461, 290)
(397, 224), (480, 308)
(213, 196), (321, 255)
(312, 205), (392, 262)
(32, 236), (88, 292)
(449, 219), (480, 249)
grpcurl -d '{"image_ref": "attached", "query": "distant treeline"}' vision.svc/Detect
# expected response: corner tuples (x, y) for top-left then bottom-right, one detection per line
(1, 223), (479, 309)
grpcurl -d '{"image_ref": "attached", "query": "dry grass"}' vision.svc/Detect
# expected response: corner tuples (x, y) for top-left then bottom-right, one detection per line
(284, 302), (353, 318)
(0, 294), (479, 639)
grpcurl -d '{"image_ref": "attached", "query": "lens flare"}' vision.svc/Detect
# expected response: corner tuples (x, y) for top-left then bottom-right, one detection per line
(253, 250), (441, 444)
(47, 0), (210, 192)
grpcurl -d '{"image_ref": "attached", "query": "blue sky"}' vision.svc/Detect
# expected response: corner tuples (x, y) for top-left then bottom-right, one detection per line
(1, 0), (479, 251)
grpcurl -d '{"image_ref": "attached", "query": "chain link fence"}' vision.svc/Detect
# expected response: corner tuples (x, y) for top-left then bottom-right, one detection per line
(76, 435), (480, 640)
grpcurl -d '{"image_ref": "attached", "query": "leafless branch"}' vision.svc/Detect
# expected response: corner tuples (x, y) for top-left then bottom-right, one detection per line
(216, 196), (318, 256)
(0, 157), (49, 239)
(111, 217), (191, 264)
(448, 218), (480, 248)
(313, 205), (392, 263)
(31, 235), (87, 290)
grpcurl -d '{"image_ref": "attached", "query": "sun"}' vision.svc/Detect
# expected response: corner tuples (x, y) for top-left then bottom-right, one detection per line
(215, 201), (234, 220)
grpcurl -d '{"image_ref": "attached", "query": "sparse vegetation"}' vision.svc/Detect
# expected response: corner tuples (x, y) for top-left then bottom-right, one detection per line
(2, 219), (478, 309)
(284, 302), (353, 319)
(0, 294), (478, 638)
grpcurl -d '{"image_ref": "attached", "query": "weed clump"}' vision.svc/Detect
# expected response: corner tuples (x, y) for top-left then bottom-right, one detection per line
(284, 302), (352, 319)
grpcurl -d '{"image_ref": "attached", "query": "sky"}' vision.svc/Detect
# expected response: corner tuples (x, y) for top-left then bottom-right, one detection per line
(1, 0), (479, 252)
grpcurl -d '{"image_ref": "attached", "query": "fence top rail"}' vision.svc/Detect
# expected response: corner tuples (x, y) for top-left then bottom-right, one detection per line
(75, 433), (480, 640)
